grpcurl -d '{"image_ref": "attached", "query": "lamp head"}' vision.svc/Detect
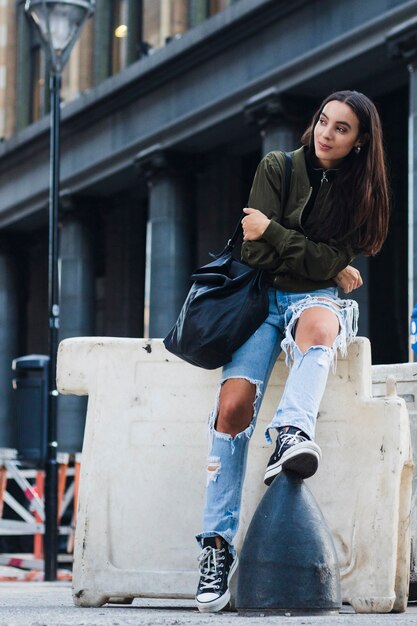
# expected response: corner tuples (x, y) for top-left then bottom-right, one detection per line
(25, 0), (95, 73)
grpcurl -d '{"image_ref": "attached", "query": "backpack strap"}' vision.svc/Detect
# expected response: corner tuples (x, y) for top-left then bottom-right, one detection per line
(282, 151), (292, 209)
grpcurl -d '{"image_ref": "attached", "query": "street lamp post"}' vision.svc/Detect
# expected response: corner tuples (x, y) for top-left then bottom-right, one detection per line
(24, 0), (95, 581)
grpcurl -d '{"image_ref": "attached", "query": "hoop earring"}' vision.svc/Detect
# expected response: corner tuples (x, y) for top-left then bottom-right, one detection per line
(354, 145), (361, 154)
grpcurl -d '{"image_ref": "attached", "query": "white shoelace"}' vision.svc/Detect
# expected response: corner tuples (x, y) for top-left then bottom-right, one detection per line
(278, 430), (307, 454)
(197, 546), (225, 592)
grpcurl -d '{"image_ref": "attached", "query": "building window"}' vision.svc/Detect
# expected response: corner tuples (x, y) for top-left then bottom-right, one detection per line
(141, 0), (241, 55)
(142, 0), (187, 53)
(61, 15), (94, 104)
(17, 0), (243, 129)
(112, 0), (129, 74)
(16, 0), (49, 130)
(210, 0), (235, 14)
(188, 0), (238, 28)
(30, 45), (46, 123)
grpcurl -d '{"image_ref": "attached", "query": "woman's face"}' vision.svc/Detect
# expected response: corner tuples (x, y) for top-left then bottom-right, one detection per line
(313, 100), (361, 169)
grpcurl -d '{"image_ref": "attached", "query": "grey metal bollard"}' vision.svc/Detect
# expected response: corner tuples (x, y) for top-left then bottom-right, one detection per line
(236, 471), (341, 616)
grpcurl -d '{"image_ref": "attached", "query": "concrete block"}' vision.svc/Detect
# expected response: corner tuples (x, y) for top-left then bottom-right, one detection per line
(372, 362), (417, 596)
(57, 337), (412, 612)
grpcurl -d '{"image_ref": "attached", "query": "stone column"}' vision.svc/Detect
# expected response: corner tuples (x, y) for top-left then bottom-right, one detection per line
(104, 196), (147, 337)
(58, 215), (95, 453)
(26, 236), (48, 354)
(135, 145), (194, 338)
(244, 88), (300, 155)
(195, 153), (244, 268)
(388, 23), (417, 358)
(0, 253), (18, 447)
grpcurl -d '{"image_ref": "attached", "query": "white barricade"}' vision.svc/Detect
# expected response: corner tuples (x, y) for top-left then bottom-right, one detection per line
(57, 336), (412, 612)
(372, 362), (417, 593)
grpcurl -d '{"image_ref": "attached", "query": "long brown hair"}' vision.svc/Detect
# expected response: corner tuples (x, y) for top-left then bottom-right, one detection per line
(301, 90), (390, 255)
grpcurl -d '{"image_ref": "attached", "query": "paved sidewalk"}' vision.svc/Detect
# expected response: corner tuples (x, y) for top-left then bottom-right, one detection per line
(2, 583), (417, 626)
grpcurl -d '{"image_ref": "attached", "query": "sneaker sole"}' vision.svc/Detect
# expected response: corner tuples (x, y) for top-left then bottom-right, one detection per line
(264, 442), (321, 486)
(196, 556), (239, 613)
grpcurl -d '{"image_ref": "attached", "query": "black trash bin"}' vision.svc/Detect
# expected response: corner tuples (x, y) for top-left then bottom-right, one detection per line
(12, 354), (49, 466)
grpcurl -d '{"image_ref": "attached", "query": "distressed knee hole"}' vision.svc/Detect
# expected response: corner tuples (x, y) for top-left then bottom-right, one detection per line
(209, 376), (262, 434)
(281, 295), (359, 372)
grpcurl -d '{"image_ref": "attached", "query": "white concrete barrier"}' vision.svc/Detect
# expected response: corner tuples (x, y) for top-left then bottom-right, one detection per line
(372, 362), (417, 594)
(57, 336), (413, 612)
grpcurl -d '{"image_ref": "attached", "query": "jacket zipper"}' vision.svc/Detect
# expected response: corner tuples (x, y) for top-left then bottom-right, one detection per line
(299, 169), (331, 234)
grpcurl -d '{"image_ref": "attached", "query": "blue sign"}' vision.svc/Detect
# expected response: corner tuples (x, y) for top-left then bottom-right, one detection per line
(411, 303), (417, 354)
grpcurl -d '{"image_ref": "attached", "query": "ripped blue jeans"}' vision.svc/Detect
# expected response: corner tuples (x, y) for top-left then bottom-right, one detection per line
(196, 287), (358, 551)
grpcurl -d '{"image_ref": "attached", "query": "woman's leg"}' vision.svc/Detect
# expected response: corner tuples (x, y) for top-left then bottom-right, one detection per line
(195, 291), (283, 613)
(295, 305), (340, 352)
(195, 377), (279, 615)
(198, 330), (282, 548)
(273, 305), (339, 439)
(264, 293), (358, 485)
(195, 379), (260, 614)
(199, 379), (260, 548)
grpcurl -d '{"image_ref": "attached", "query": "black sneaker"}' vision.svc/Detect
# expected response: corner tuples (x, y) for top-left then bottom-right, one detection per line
(264, 426), (321, 485)
(195, 537), (238, 613)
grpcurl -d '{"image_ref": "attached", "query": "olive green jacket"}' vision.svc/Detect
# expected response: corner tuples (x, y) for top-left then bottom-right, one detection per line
(241, 147), (356, 292)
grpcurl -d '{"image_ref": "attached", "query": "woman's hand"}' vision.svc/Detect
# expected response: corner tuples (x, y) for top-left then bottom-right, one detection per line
(242, 208), (271, 241)
(334, 265), (363, 293)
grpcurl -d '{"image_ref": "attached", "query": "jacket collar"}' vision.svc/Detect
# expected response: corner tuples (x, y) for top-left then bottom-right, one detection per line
(305, 149), (338, 184)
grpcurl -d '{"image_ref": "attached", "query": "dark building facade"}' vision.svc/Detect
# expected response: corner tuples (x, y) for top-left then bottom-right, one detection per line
(0, 0), (415, 452)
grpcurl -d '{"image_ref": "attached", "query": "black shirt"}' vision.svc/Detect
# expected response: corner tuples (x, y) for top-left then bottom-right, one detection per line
(302, 150), (338, 228)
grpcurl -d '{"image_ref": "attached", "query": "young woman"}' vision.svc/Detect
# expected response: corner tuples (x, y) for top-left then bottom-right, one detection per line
(195, 90), (390, 613)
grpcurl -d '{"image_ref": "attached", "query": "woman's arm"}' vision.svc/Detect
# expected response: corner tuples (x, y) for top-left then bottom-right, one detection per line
(241, 154), (357, 280)
(239, 153), (287, 270)
(260, 219), (355, 281)
(242, 208), (356, 281)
